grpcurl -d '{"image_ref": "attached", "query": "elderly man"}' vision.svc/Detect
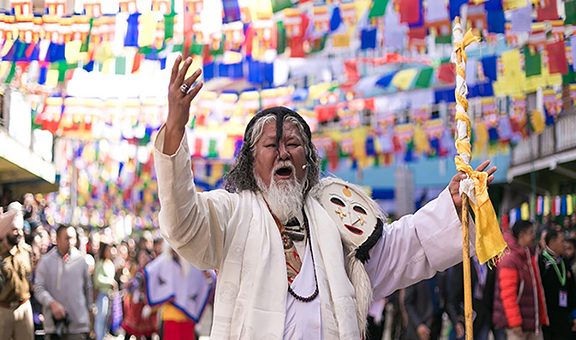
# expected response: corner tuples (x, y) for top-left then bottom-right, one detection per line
(0, 206), (34, 340)
(154, 56), (497, 339)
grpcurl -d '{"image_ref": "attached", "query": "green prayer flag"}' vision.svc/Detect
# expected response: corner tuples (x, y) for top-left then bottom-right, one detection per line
(5, 62), (16, 84)
(565, 0), (576, 25)
(277, 21), (287, 54)
(414, 67), (434, 88)
(208, 139), (218, 158)
(210, 36), (224, 56)
(368, 0), (388, 18)
(172, 43), (183, 52)
(80, 18), (93, 53)
(115, 56), (126, 75)
(310, 35), (327, 53)
(164, 13), (175, 39)
(524, 46), (542, 77)
(57, 62), (68, 83)
(435, 35), (451, 44)
(562, 69), (576, 85)
(272, 0), (294, 13)
(190, 41), (203, 56)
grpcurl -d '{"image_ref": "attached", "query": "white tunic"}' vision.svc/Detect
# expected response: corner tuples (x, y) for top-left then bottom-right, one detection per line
(154, 127), (470, 339)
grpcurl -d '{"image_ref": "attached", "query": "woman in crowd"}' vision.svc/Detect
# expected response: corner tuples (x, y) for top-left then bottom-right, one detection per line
(122, 248), (157, 340)
(94, 242), (117, 340)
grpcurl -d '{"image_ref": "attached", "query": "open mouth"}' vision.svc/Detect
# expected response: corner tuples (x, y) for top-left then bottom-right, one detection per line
(344, 224), (364, 235)
(275, 166), (293, 178)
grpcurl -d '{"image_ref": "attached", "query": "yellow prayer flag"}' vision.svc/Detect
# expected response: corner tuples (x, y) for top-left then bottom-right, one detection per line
(530, 110), (545, 134)
(503, 0), (526, 10)
(568, 195), (574, 216)
(0, 61), (10, 77)
(332, 32), (351, 48)
(0, 39), (14, 57)
(309, 82), (335, 99)
(392, 69), (418, 90)
(46, 69), (59, 88)
(521, 202), (530, 220)
(413, 125), (430, 154)
(252, 0), (272, 20)
(544, 196), (551, 216)
(473, 120), (488, 155)
(65, 40), (82, 64)
(499, 50), (525, 95)
(138, 12), (156, 47)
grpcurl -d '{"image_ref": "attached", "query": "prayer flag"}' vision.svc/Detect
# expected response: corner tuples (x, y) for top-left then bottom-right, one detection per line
(546, 41), (568, 75)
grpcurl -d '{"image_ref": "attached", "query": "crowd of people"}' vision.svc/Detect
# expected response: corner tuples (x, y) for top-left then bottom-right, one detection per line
(1, 188), (576, 340)
(366, 218), (576, 340)
(0, 196), (214, 340)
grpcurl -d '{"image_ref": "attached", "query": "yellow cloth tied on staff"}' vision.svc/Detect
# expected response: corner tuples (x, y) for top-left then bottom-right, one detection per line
(454, 30), (507, 266)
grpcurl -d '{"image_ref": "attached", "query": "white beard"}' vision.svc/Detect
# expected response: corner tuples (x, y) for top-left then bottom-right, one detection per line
(257, 174), (304, 225)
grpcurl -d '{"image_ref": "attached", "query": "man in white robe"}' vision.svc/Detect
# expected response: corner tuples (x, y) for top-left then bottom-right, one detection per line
(153, 56), (497, 339)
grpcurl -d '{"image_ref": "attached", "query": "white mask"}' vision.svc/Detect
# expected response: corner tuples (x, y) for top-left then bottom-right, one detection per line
(316, 178), (383, 259)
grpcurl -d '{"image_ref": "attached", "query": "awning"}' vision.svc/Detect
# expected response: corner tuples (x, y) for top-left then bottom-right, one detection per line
(0, 129), (58, 197)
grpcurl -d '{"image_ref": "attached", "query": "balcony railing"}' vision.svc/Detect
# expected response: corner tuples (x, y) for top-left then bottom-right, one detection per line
(510, 110), (576, 167)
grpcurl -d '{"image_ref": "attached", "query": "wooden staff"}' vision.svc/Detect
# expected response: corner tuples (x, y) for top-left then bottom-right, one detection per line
(452, 17), (476, 340)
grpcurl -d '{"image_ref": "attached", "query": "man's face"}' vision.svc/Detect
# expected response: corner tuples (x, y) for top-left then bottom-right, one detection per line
(6, 227), (22, 247)
(549, 233), (565, 256)
(57, 227), (76, 255)
(519, 226), (535, 248)
(253, 120), (307, 188)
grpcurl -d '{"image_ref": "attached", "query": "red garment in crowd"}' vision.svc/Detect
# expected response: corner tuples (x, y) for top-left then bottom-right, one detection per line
(121, 270), (158, 337)
(163, 320), (196, 340)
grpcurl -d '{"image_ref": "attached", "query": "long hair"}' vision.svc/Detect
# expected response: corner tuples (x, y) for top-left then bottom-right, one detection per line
(224, 107), (320, 196)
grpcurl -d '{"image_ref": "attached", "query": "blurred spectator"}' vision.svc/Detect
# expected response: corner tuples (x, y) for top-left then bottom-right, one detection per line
(122, 249), (157, 340)
(493, 220), (548, 340)
(366, 298), (387, 340)
(34, 225), (92, 340)
(0, 205), (34, 340)
(138, 232), (153, 254)
(404, 272), (446, 340)
(565, 238), (576, 277)
(153, 238), (164, 258)
(93, 243), (117, 340)
(538, 229), (576, 340)
(446, 257), (500, 340)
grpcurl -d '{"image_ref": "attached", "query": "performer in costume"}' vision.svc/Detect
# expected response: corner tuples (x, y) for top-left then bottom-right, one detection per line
(144, 247), (214, 340)
(154, 56), (497, 339)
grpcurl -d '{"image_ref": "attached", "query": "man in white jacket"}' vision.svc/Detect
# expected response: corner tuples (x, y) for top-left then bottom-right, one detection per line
(154, 56), (497, 339)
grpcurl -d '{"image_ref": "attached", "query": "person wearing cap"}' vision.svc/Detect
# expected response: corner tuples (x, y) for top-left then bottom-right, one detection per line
(153, 57), (497, 339)
(0, 204), (34, 340)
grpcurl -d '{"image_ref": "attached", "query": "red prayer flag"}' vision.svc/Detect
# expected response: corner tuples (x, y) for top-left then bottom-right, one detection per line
(437, 62), (456, 84)
(344, 59), (359, 81)
(537, 0), (559, 21)
(545, 41), (568, 75)
(399, 0), (421, 25)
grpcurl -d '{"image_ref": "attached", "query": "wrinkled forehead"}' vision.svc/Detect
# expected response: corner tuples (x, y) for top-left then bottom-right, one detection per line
(260, 119), (303, 140)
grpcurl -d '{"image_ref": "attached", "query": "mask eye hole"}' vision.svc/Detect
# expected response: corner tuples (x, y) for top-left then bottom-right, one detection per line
(353, 205), (367, 215)
(330, 197), (345, 207)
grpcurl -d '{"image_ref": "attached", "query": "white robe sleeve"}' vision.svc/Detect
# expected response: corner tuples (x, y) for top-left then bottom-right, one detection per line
(366, 187), (475, 300)
(154, 126), (239, 270)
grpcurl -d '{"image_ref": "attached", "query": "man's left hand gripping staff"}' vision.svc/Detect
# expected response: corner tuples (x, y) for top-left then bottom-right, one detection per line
(448, 160), (497, 214)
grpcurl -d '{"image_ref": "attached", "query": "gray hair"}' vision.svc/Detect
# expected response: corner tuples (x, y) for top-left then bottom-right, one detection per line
(224, 113), (320, 195)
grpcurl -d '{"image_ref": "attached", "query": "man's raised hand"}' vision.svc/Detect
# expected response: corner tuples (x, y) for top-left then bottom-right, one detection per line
(166, 55), (203, 133)
(163, 56), (204, 155)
